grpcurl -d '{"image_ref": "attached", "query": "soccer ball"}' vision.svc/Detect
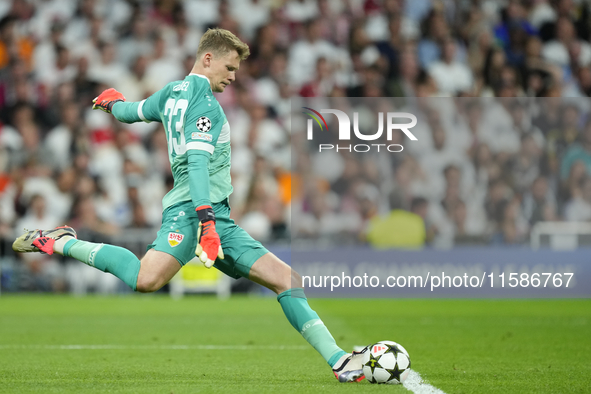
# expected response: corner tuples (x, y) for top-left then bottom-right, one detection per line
(196, 116), (211, 132)
(362, 340), (411, 384)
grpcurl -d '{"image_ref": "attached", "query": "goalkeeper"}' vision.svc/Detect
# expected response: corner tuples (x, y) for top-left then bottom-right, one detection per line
(12, 28), (366, 382)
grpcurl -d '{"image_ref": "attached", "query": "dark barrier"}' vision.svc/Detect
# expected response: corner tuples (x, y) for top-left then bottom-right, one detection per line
(291, 247), (591, 298)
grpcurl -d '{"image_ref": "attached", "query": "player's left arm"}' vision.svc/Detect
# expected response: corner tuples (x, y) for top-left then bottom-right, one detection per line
(93, 88), (164, 124)
(185, 107), (224, 267)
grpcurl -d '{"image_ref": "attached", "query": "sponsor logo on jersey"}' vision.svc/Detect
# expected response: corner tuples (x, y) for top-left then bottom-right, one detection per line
(168, 232), (184, 247)
(196, 116), (212, 132)
(191, 132), (213, 142)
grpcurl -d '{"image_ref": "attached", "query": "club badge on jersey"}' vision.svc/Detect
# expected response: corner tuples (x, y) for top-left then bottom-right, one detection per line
(168, 232), (184, 247)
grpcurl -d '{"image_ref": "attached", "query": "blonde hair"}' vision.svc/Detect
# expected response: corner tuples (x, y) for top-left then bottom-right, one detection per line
(196, 28), (250, 60)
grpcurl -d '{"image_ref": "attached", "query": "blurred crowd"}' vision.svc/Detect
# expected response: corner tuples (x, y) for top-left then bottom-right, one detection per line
(0, 0), (590, 267)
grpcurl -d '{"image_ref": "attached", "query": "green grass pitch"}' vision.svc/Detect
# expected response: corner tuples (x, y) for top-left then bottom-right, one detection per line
(0, 296), (589, 394)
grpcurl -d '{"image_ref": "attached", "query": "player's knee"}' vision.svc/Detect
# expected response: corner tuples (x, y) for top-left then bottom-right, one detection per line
(274, 268), (301, 294)
(136, 275), (162, 293)
(291, 270), (302, 288)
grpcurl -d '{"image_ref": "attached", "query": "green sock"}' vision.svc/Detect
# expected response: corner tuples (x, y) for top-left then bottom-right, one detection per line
(277, 288), (347, 367)
(63, 239), (141, 291)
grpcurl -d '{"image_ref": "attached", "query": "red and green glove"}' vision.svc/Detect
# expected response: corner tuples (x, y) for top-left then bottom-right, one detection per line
(92, 88), (126, 113)
(195, 206), (224, 268)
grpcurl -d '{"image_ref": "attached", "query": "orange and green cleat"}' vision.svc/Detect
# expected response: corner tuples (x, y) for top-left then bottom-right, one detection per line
(12, 226), (77, 255)
(332, 346), (370, 382)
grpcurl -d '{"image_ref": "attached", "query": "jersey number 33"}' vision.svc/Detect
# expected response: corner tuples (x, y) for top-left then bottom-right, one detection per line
(164, 98), (189, 155)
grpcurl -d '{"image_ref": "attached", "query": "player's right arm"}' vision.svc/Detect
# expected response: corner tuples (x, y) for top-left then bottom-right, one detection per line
(92, 88), (163, 124)
(183, 97), (225, 268)
(189, 148), (224, 268)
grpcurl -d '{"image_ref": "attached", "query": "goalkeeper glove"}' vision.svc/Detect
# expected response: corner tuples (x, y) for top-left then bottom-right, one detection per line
(92, 88), (125, 113)
(195, 205), (224, 268)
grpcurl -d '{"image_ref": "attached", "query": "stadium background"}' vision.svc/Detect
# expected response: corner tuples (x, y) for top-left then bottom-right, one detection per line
(1, 0), (591, 293)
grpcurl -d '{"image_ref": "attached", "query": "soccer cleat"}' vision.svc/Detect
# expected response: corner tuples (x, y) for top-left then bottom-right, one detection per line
(332, 346), (370, 383)
(12, 226), (77, 255)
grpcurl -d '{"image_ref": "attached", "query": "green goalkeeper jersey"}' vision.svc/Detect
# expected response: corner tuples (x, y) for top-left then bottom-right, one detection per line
(111, 73), (232, 211)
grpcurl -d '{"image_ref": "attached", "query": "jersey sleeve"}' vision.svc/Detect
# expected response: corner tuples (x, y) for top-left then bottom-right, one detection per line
(184, 96), (224, 209)
(184, 100), (223, 157)
(111, 89), (164, 124)
(187, 150), (211, 209)
(137, 89), (165, 122)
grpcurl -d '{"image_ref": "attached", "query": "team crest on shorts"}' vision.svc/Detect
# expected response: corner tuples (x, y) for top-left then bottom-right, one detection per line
(168, 232), (184, 247)
(196, 116), (212, 132)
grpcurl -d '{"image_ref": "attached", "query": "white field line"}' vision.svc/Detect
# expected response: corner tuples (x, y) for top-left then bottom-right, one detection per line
(403, 370), (447, 394)
(0, 344), (309, 351)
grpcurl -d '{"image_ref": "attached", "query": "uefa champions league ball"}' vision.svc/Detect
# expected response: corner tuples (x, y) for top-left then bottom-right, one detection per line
(362, 341), (411, 384)
(196, 116), (212, 132)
